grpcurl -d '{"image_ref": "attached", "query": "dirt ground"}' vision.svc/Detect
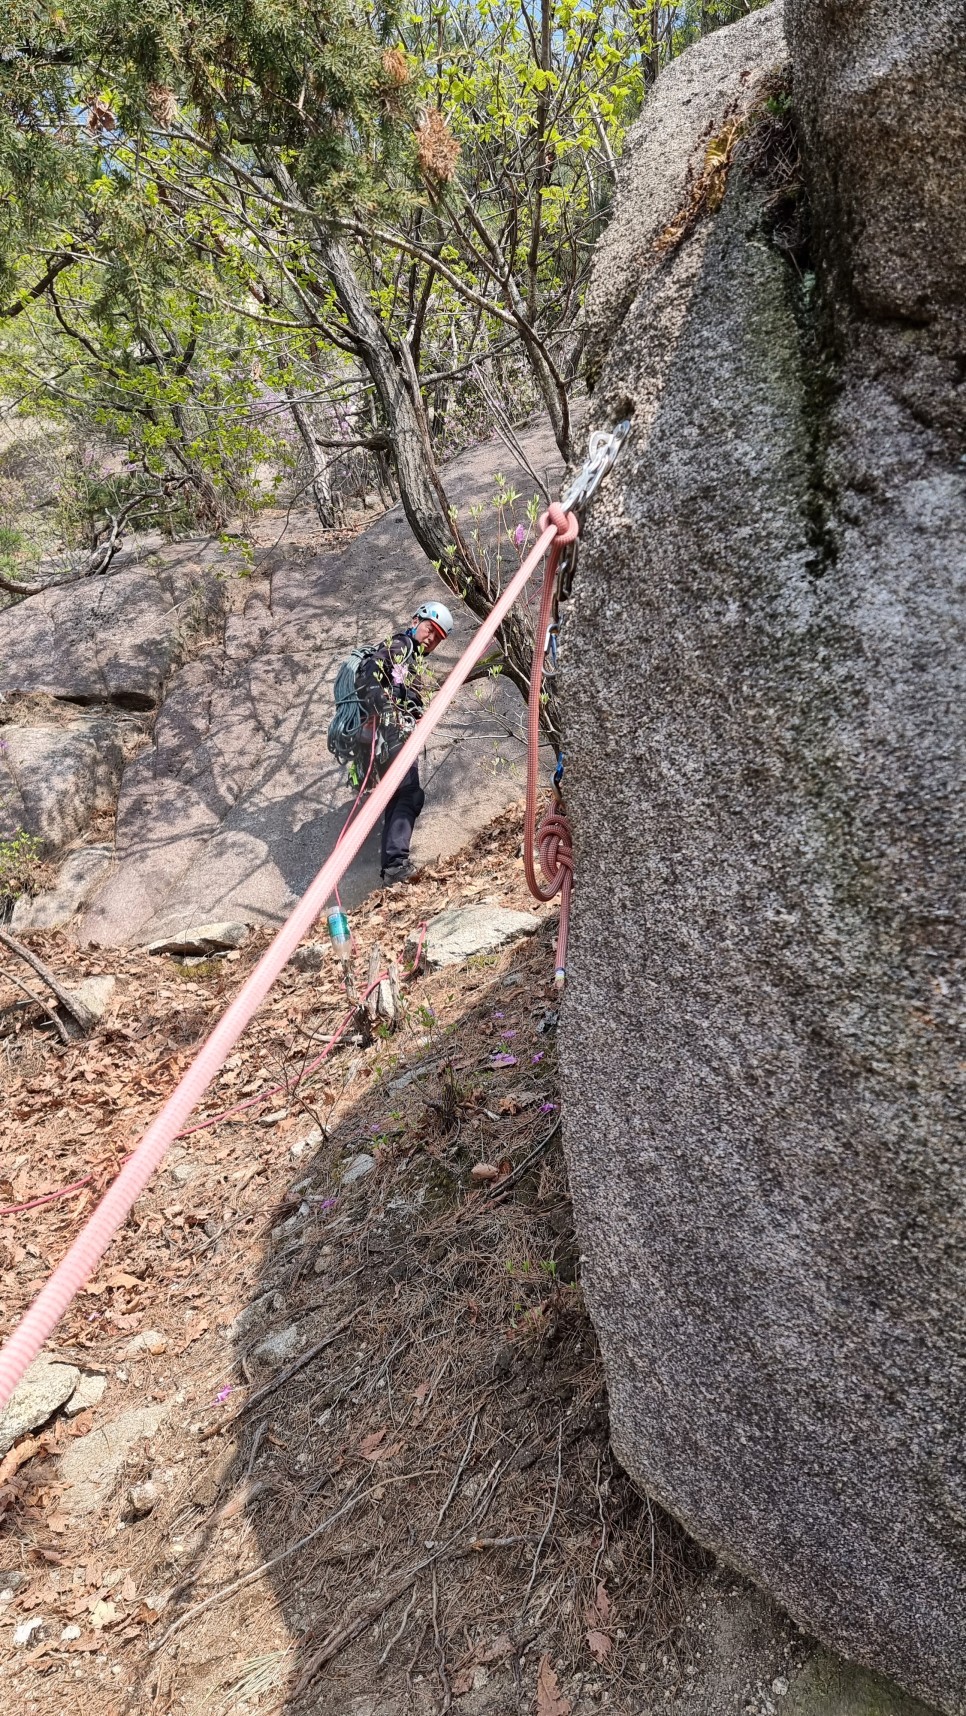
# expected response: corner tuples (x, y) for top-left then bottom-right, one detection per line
(0, 809), (709, 1715)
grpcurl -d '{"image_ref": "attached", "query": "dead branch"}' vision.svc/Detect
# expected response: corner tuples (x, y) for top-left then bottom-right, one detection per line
(522, 1420), (564, 1615)
(149, 1479), (370, 1652)
(0, 964), (71, 1044)
(432, 1564), (453, 1711)
(0, 929), (95, 1032)
(435, 1409), (479, 1530)
(200, 1308), (358, 1438)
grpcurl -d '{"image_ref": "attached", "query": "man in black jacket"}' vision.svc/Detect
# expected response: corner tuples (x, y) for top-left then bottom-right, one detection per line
(354, 600), (454, 884)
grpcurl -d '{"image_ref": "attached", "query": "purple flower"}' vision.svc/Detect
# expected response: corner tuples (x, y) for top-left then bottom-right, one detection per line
(540, 1102), (557, 1113)
(514, 523), (527, 549)
(320, 1196), (339, 1212)
(492, 1011), (504, 1019)
(214, 1385), (232, 1405)
(491, 1053), (518, 1068)
(532, 1053), (544, 1064)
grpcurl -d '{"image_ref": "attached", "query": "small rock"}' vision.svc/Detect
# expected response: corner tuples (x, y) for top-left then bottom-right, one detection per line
(291, 941), (326, 973)
(341, 1152), (376, 1184)
(0, 1356), (80, 1457)
(252, 1326), (303, 1366)
(128, 1479), (159, 1517)
(59, 1402), (171, 1515)
(146, 921), (250, 956)
(290, 1126), (324, 1160)
(62, 975), (116, 1027)
(501, 972), (525, 990)
(407, 906), (540, 971)
(123, 1331), (167, 1358)
(168, 1159), (195, 1184)
(14, 1617), (44, 1646)
(60, 1625), (82, 1642)
(64, 1373), (107, 1416)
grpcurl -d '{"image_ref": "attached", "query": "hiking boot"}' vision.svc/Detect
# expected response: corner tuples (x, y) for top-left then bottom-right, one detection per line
(381, 858), (415, 886)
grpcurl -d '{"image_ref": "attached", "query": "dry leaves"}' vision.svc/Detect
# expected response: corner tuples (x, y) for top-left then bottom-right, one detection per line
(357, 1426), (402, 1464)
(536, 1653), (571, 1716)
(585, 1580), (614, 1661)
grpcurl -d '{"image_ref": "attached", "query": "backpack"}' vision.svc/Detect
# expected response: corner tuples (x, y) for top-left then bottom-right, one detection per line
(326, 634), (415, 766)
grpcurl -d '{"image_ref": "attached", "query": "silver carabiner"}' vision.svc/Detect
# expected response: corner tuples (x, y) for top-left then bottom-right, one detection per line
(560, 418), (632, 513)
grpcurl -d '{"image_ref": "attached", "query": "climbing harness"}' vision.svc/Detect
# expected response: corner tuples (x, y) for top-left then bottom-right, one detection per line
(0, 418), (630, 1414)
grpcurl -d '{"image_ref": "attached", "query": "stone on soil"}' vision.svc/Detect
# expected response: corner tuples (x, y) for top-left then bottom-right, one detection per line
(412, 905), (540, 970)
(63, 1373), (107, 1416)
(0, 1356), (80, 1456)
(341, 1151), (376, 1183)
(61, 975), (115, 1029)
(58, 1402), (171, 1515)
(145, 920), (250, 955)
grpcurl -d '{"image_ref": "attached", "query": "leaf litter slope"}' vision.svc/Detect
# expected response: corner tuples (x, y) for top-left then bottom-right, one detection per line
(0, 808), (701, 1715)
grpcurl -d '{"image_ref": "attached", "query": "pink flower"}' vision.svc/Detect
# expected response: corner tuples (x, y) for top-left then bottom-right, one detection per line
(514, 523), (526, 549)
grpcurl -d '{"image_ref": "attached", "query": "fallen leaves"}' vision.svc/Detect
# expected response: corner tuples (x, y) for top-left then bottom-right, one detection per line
(536, 1653), (571, 1716)
(585, 1581), (614, 1662)
(357, 1426), (402, 1464)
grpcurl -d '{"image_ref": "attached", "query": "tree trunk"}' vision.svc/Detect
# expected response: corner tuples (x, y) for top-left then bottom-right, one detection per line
(287, 391), (338, 526)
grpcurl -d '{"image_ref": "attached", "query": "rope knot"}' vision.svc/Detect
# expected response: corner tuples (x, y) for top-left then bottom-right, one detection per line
(539, 502), (579, 544)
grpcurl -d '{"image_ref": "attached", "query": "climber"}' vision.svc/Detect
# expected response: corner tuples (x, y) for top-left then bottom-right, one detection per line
(354, 600), (453, 885)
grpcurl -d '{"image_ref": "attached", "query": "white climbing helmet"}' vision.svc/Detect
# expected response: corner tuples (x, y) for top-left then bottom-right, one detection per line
(412, 600), (454, 638)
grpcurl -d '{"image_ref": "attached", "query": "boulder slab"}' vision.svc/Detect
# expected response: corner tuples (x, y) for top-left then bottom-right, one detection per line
(12, 845), (114, 932)
(561, 2), (965, 1710)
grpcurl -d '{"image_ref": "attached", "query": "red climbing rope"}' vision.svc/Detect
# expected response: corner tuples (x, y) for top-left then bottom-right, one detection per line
(523, 502), (579, 986)
(0, 511), (568, 1412)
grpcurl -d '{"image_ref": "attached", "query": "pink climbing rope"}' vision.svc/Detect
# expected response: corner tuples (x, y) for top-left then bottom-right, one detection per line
(0, 514), (567, 1412)
(523, 504), (579, 984)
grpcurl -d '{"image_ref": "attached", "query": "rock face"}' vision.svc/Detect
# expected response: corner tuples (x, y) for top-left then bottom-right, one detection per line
(70, 425), (558, 946)
(560, 4), (965, 1713)
(0, 548), (231, 709)
(11, 845), (114, 931)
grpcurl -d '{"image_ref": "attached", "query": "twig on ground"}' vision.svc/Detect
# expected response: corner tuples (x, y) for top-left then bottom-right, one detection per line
(377, 1581), (417, 1668)
(432, 1564), (452, 1711)
(149, 1479), (369, 1652)
(0, 964), (71, 1044)
(200, 1309), (357, 1438)
(591, 1456), (608, 1588)
(244, 1419), (270, 1481)
(407, 1620), (430, 1701)
(0, 928), (95, 1031)
(435, 1409), (479, 1530)
(522, 1421), (564, 1615)
(488, 1118), (562, 1201)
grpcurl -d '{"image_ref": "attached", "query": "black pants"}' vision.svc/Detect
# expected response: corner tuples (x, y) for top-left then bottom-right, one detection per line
(381, 763), (425, 870)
